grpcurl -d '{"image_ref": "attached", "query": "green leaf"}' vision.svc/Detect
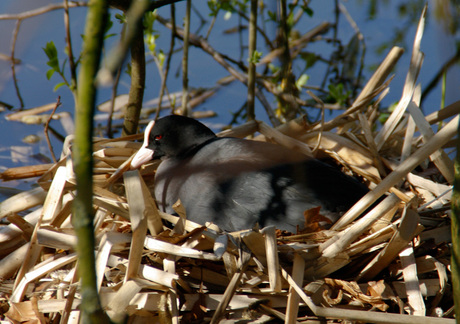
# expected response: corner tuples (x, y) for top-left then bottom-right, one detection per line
(248, 50), (262, 64)
(158, 50), (165, 67)
(327, 83), (350, 105)
(267, 10), (277, 22)
(301, 5), (314, 17)
(61, 58), (68, 74)
(104, 33), (117, 40)
(104, 15), (113, 34)
(43, 41), (60, 71)
(54, 82), (67, 92)
(46, 69), (55, 80)
(115, 13), (126, 24)
(300, 52), (318, 70)
(144, 11), (157, 32)
(43, 41), (57, 60)
(296, 74), (309, 90)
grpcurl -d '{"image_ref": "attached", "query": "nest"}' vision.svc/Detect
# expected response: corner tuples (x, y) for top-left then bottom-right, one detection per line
(0, 8), (459, 324)
(1, 98), (458, 323)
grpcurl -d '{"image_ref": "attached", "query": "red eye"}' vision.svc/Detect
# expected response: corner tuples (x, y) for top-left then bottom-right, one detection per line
(154, 134), (163, 141)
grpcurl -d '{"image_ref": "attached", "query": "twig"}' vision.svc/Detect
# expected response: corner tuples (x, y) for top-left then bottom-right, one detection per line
(246, 0), (257, 120)
(98, 0), (185, 86)
(227, 2), (274, 51)
(306, 90), (324, 154)
(63, 0), (77, 98)
(0, 2), (87, 20)
(421, 46), (460, 105)
(181, 0), (191, 116)
(10, 19), (24, 109)
(106, 63), (122, 138)
(122, 27), (145, 136)
(106, 24), (126, 138)
(44, 97), (62, 163)
(156, 14), (281, 126)
(156, 4), (176, 120)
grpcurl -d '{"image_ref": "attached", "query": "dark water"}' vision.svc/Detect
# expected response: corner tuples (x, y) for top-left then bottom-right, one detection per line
(0, 0), (458, 194)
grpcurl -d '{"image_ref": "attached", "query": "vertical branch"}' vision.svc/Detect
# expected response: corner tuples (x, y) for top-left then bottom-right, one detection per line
(452, 121), (460, 321)
(278, 0), (298, 120)
(73, 0), (109, 322)
(247, 0), (257, 121)
(63, 0), (77, 99)
(11, 19), (24, 109)
(44, 97), (61, 163)
(156, 3), (176, 120)
(122, 28), (146, 136)
(107, 25), (126, 138)
(181, 0), (191, 116)
(106, 64), (122, 138)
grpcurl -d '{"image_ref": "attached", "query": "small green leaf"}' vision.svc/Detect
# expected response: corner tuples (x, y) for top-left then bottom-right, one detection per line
(267, 10), (277, 22)
(43, 41), (57, 60)
(327, 83), (350, 105)
(223, 10), (232, 20)
(43, 41), (60, 71)
(158, 50), (165, 67)
(104, 33), (117, 40)
(249, 50), (262, 64)
(104, 15), (113, 34)
(115, 13), (127, 24)
(54, 82), (67, 92)
(46, 69), (55, 80)
(301, 5), (314, 17)
(296, 74), (309, 90)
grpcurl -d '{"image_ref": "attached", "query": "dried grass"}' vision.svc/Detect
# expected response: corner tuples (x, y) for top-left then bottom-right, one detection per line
(0, 5), (457, 323)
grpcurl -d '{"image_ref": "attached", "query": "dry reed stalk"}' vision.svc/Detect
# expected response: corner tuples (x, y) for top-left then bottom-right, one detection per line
(285, 253), (305, 324)
(375, 6), (426, 150)
(0, 164), (54, 181)
(258, 121), (313, 157)
(400, 245), (426, 315)
(261, 226), (282, 292)
(332, 114), (458, 230)
(0, 187), (46, 218)
(320, 193), (401, 259)
(356, 209), (424, 281)
(5, 103), (57, 121)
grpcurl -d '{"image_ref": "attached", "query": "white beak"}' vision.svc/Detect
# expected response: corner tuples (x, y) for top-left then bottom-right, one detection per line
(130, 120), (155, 169)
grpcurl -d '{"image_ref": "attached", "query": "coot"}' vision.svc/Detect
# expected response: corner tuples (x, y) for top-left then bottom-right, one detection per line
(130, 115), (369, 232)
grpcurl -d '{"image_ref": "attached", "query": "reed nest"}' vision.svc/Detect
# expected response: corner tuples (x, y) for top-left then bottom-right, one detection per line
(0, 8), (459, 324)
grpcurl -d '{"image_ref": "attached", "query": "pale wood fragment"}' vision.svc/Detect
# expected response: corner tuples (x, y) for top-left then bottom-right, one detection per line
(321, 194), (401, 258)
(285, 253), (305, 324)
(124, 170), (148, 281)
(332, 114), (458, 230)
(0, 187), (46, 219)
(400, 246), (426, 315)
(356, 209), (423, 281)
(261, 226), (281, 292)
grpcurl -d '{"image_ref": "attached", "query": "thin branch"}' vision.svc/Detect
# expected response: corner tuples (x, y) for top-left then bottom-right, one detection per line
(73, 0), (110, 321)
(0, 2), (87, 20)
(98, 0), (185, 85)
(421, 46), (460, 105)
(181, 0), (191, 116)
(10, 19), (24, 109)
(246, 0), (257, 121)
(122, 28), (145, 136)
(44, 97), (62, 163)
(156, 14), (280, 126)
(229, 3), (274, 51)
(156, 3), (176, 120)
(63, 0), (77, 97)
(106, 63), (123, 138)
